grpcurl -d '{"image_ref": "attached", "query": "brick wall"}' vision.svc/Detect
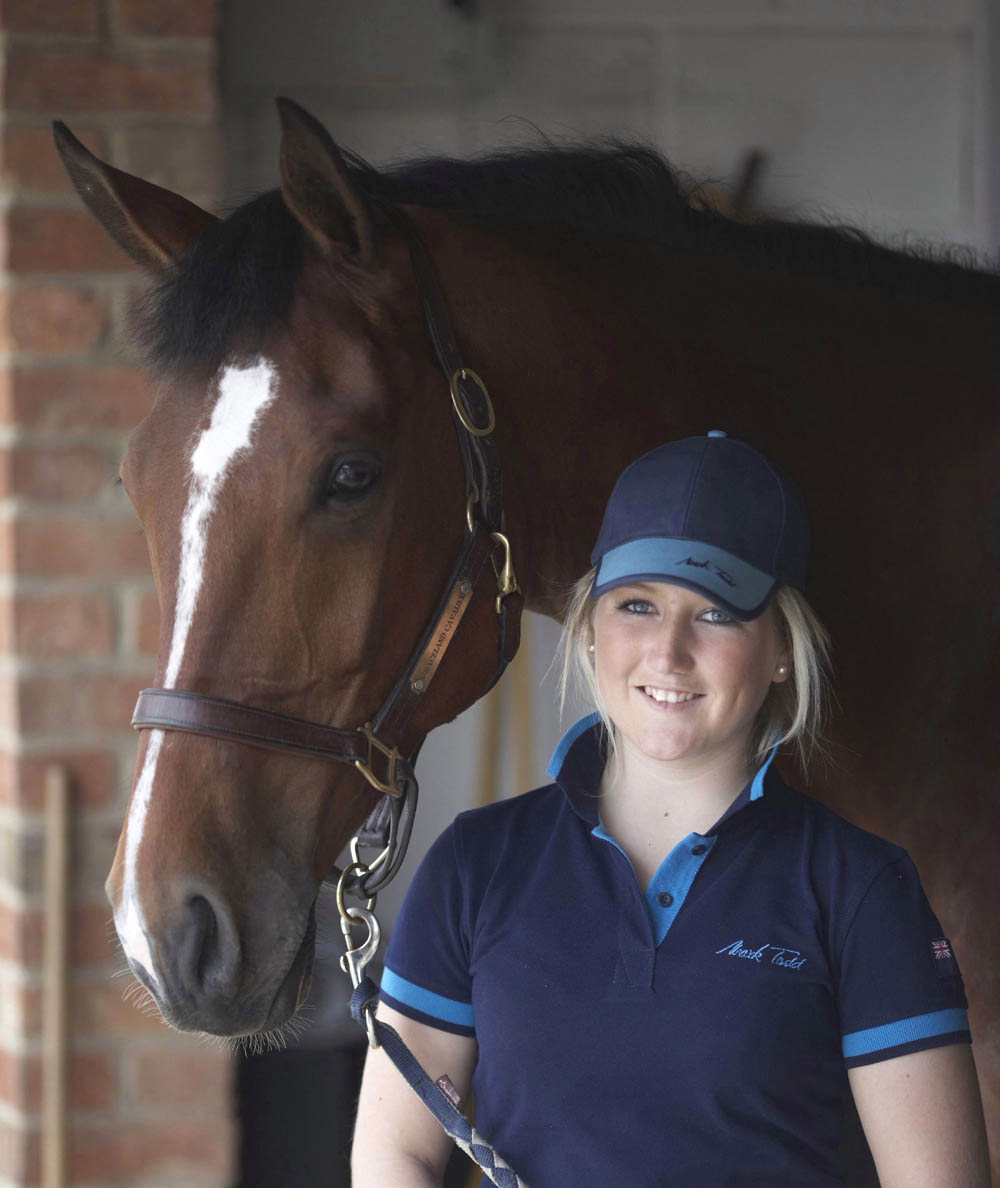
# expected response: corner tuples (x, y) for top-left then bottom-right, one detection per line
(0, 3), (234, 1185)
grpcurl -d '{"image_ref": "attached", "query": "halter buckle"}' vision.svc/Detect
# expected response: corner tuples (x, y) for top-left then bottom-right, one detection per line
(490, 531), (519, 615)
(354, 722), (405, 798)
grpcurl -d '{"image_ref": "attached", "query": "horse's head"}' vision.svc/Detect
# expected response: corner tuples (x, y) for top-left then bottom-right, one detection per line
(54, 101), (517, 1037)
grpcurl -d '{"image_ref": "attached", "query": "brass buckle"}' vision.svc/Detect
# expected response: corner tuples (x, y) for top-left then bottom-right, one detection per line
(354, 722), (404, 798)
(490, 530), (519, 615)
(449, 367), (495, 437)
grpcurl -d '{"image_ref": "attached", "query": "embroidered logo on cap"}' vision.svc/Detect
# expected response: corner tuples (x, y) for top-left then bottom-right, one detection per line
(676, 556), (736, 587)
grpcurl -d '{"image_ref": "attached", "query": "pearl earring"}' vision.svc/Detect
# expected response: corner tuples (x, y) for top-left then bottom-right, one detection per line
(587, 644), (595, 653)
(777, 665), (787, 676)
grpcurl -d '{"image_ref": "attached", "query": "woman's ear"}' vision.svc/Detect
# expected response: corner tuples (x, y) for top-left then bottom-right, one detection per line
(768, 605), (792, 683)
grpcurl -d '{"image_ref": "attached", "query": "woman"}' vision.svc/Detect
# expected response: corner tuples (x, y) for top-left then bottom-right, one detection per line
(352, 432), (990, 1186)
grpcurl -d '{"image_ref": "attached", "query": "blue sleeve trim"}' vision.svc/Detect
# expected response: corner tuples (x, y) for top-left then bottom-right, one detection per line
(842, 1007), (969, 1059)
(845, 1030), (970, 1069)
(380, 967), (475, 1029)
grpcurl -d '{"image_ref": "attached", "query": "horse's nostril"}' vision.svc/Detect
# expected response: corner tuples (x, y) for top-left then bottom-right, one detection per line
(175, 887), (242, 1003)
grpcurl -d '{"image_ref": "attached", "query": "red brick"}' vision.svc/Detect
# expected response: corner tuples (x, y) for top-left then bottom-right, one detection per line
(0, 0), (99, 34)
(72, 976), (171, 1037)
(0, 1047), (35, 1113)
(0, 592), (10, 654)
(71, 1116), (233, 1183)
(3, 207), (135, 274)
(0, 683), (13, 745)
(0, 977), (43, 1038)
(129, 1044), (231, 1110)
(5, 591), (115, 657)
(9, 513), (150, 577)
(2, 443), (113, 502)
(71, 903), (118, 966)
(0, 1117), (41, 1186)
(0, 749), (116, 812)
(0, 123), (107, 195)
(2, 44), (217, 117)
(116, 0), (218, 37)
(0, 1045), (115, 1115)
(16, 671), (143, 734)
(136, 588), (159, 657)
(0, 521), (11, 577)
(0, 901), (43, 965)
(74, 1049), (117, 1112)
(0, 285), (109, 355)
(117, 122), (222, 198)
(0, 365), (154, 431)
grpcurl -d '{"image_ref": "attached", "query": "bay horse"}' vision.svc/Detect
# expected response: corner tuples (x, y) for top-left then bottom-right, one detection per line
(54, 99), (998, 1172)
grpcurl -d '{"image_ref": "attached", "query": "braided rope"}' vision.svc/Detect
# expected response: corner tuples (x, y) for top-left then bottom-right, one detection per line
(351, 979), (530, 1188)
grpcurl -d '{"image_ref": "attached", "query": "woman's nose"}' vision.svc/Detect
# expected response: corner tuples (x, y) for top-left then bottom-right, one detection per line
(651, 618), (694, 668)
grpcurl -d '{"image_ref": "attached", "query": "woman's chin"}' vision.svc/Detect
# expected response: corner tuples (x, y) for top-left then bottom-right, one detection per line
(628, 729), (703, 765)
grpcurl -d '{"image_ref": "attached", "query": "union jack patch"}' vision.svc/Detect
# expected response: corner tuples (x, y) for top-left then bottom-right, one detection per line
(931, 938), (953, 960)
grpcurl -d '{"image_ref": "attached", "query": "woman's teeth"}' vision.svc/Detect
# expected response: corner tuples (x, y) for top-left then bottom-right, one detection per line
(643, 687), (699, 704)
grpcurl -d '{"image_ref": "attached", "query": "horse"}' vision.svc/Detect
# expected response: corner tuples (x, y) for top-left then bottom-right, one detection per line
(54, 98), (999, 1172)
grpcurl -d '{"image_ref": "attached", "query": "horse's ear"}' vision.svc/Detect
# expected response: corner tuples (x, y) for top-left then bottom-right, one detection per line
(52, 121), (218, 273)
(276, 97), (377, 268)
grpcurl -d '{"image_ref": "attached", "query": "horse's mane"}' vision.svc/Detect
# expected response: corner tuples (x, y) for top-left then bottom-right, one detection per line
(141, 138), (1000, 373)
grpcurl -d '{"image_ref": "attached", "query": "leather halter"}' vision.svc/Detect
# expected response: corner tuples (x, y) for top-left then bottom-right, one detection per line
(131, 205), (523, 898)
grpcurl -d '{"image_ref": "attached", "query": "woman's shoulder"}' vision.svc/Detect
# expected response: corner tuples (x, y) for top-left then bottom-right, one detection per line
(417, 781), (568, 900)
(772, 774), (910, 872)
(452, 780), (567, 846)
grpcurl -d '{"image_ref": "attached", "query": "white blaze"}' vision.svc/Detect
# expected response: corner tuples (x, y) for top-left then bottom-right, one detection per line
(118, 359), (279, 987)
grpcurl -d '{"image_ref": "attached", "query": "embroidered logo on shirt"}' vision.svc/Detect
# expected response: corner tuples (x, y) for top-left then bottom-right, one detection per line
(715, 939), (807, 970)
(930, 936), (961, 981)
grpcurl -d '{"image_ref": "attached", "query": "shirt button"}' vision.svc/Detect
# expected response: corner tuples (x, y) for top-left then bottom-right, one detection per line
(657, 891), (674, 908)
(691, 844), (707, 856)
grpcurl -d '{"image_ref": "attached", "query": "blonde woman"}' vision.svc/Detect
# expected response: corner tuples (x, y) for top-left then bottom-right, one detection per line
(352, 432), (989, 1187)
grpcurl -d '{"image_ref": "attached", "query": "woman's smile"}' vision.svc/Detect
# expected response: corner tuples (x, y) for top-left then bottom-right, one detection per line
(637, 685), (704, 707)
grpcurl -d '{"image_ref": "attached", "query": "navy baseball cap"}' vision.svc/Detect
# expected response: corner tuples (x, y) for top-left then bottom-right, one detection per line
(590, 431), (809, 620)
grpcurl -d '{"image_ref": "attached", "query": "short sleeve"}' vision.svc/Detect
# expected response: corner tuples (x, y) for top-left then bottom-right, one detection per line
(837, 854), (970, 1069)
(379, 821), (476, 1037)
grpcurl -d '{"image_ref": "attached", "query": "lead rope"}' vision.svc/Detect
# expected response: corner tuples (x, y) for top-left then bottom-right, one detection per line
(337, 862), (530, 1188)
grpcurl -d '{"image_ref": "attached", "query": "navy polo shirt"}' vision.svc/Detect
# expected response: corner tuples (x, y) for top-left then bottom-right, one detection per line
(380, 715), (971, 1186)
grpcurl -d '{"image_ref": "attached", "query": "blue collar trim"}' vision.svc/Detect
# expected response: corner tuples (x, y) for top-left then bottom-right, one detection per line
(750, 741), (779, 801)
(546, 711), (602, 783)
(548, 715), (780, 830)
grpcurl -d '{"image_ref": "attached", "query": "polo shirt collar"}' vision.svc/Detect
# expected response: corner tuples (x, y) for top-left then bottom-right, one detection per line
(546, 713), (779, 832)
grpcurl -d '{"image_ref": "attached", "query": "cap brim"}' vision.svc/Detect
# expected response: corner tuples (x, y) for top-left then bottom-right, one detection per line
(591, 537), (777, 621)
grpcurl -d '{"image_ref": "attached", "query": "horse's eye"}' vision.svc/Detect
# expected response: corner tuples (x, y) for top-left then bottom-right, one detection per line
(325, 453), (381, 502)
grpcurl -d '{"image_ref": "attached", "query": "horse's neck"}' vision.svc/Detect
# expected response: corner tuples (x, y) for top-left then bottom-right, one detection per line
(416, 210), (998, 619)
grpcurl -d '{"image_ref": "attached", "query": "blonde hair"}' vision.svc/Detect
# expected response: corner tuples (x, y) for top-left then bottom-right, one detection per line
(556, 569), (831, 782)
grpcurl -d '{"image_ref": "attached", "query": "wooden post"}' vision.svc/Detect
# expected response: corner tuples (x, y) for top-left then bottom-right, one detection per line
(43, 765), (70, 1188)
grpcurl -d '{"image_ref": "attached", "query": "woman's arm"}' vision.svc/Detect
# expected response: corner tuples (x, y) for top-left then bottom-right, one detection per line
(849, 1043), (991, 1187)
(351, 1002), (478, 1188)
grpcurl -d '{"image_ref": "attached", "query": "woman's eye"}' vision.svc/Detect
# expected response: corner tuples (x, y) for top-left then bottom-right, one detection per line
(699, 607), (733, 625)
(324, 454), (381, 502)
(616, 598), (654, 615)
